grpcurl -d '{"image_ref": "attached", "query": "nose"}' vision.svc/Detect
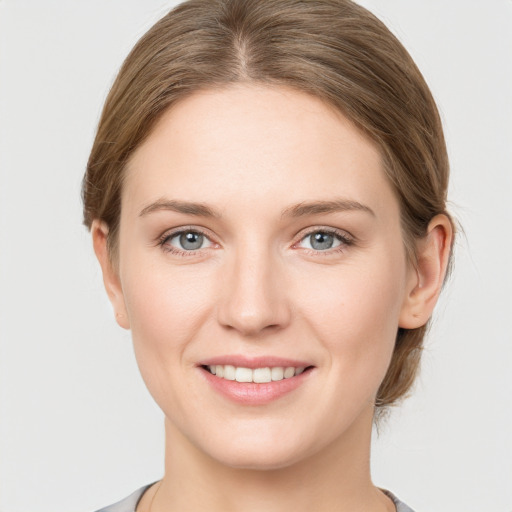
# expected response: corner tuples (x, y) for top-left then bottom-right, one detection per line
(216, 244), (291, 337)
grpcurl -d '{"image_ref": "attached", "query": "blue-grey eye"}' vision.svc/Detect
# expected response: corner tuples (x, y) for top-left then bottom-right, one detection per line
(180, 232), (203, 250)
(168, 231), (211, 251)
(300, 231), (343, 251)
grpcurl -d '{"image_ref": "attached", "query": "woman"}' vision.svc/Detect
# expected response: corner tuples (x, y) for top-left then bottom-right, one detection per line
(83, 1), (454, 510)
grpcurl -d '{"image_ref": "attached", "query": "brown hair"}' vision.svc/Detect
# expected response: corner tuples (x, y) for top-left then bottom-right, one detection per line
(83, 0), (453, 409)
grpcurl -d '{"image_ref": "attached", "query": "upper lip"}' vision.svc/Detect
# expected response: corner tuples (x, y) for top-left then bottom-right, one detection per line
(197, 355), (313, 369)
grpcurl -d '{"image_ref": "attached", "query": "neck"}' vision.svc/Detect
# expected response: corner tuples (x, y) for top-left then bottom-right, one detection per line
(149, 406), (393, 512)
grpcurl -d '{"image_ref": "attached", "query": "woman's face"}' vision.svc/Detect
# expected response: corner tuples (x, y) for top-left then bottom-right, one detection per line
(109, 84), (417, 469)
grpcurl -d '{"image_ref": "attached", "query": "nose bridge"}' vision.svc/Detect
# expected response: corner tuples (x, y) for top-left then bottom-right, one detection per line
(217, 239), (290, 336)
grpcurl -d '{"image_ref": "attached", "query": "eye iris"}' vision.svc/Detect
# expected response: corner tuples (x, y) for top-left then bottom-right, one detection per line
(179, 232), (203, 250)
(310, 232), (334, 250)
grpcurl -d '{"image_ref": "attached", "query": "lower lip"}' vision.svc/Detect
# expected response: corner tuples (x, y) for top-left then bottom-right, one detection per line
(200, 367), (312, 405)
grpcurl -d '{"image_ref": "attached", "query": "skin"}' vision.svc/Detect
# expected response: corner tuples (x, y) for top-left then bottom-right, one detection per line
(93, 84), (452, 512)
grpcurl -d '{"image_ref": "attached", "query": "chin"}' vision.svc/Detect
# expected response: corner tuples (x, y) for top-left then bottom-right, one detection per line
(209, 444), (305, 471)
(195, 425), (319, 471)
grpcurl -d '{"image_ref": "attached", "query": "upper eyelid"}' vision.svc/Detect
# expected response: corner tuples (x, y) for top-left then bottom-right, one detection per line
(294, 226), (354, 242)
(159, 225), (215, 242)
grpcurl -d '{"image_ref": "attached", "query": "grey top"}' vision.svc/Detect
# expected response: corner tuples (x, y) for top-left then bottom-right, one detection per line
(95, 485), (152, 512)
(95, 484), (415, 512)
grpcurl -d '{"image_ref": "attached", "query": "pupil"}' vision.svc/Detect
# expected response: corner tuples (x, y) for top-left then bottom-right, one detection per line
(180, 232), (203, 250)
(310, 232), (333, 250)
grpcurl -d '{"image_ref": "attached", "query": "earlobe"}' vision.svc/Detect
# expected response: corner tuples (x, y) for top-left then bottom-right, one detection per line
(399, 214), (453, 329)
(91, 220), (130, 330)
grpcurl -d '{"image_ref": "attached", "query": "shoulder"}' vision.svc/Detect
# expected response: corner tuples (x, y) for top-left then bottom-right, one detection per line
(382, 489), (416, 512)
(94, 484), (152, 512)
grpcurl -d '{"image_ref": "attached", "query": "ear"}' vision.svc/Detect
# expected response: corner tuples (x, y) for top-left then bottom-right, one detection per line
(91, 220), (130, 330)
(399, 214), (453, 329)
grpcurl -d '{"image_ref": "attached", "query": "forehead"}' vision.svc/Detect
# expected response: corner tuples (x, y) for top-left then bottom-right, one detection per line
(123, 84), (398, 221)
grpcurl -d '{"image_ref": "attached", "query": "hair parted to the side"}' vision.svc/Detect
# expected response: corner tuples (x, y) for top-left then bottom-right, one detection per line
(82, 0), (454, 409)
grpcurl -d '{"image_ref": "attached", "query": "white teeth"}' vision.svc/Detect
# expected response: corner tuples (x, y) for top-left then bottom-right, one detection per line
(253, 367), (272, 383)
(224, 364), (236, 381)
(235, 367), (253, 383)
(271, 367), (284, 381)
(284, 367), (295, 379)
(207, 364), (308, 383)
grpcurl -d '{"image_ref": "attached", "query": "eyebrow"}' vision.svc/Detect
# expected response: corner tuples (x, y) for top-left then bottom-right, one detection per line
(139, 199), (221, 218)
(139, 198), (375, 219)
(280, 199), (375, 218)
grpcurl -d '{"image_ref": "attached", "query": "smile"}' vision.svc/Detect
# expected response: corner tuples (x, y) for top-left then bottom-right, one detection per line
(206, 365), (306, 383)
(199, 358), (314, 405)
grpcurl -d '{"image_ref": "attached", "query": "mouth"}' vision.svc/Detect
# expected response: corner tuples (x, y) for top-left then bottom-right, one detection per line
(198, 358), (314, 405)
(202, 364), (312, 383)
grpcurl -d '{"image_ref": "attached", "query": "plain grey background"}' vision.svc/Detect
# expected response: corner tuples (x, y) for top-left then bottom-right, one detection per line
(0, 1), (511, 511)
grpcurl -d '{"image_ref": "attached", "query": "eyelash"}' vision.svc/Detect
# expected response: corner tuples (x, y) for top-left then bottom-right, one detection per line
(294, 227), (354, 256)
(157, 226), (213, 256)
(157, 227), (354, 257)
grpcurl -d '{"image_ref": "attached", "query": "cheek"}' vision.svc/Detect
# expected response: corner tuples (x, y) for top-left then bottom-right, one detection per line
(119, 254), (216, 389)
(119, 266), (221, 436)
(294, 255), (406, 389)
(124, 263), (216, 340)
